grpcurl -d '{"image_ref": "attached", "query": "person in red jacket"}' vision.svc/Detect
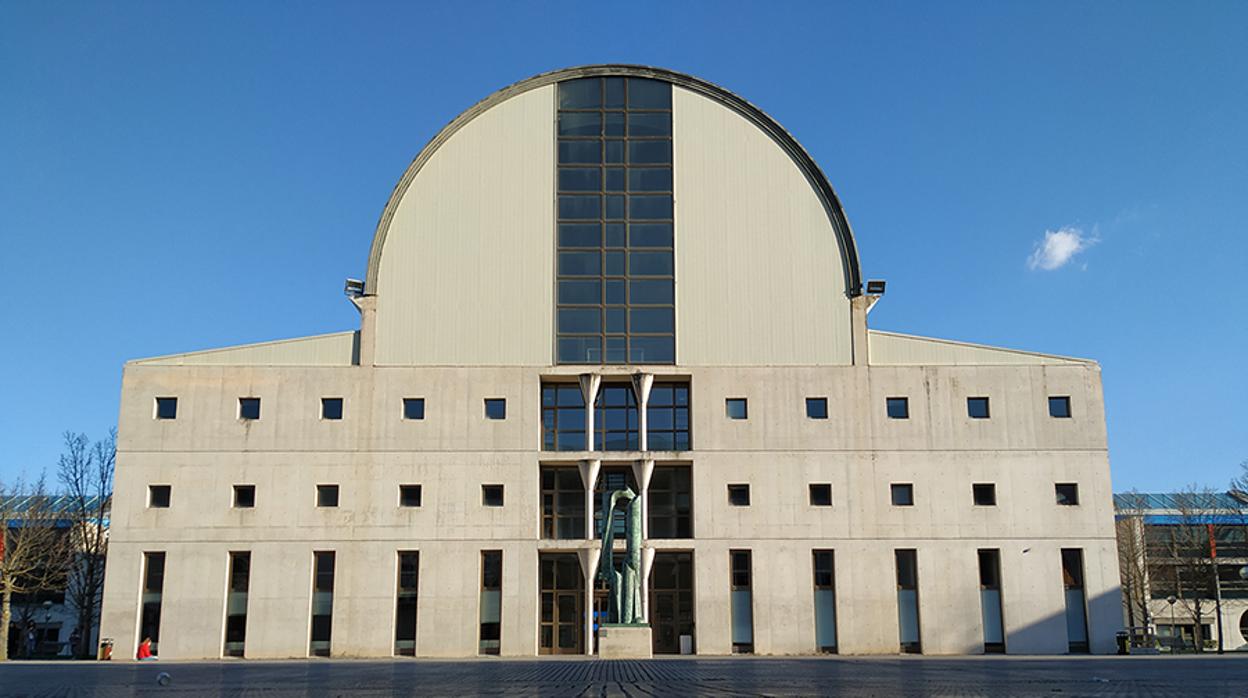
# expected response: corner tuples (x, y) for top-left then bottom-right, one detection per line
(136, 637), (156, 660)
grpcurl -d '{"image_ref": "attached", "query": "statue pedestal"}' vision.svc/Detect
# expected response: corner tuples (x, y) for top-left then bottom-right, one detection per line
(598, 624), (652, 659)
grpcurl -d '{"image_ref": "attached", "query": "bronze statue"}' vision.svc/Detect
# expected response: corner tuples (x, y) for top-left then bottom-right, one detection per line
(597, 487), (644, 624)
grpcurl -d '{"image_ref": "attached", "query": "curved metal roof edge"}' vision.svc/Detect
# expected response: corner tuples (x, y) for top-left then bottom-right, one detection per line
(363, 64), (863, 297)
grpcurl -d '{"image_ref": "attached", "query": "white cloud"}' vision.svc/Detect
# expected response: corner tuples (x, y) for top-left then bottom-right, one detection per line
(1027, 226), (1097, 271)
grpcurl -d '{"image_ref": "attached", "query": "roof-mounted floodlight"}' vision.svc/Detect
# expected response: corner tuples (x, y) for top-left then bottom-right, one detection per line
(866, 279), (886, 295)
(343, 278), (365, 298)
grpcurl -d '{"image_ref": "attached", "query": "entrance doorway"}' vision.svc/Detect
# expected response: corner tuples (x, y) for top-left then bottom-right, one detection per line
(650, 551), (695, 654)
(539, 553), (583, 654)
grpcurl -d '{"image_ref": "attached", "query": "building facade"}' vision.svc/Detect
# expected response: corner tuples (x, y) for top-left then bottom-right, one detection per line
(99, 65), (1121, 659)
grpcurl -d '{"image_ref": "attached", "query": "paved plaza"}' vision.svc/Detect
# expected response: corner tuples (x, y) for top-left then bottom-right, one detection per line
(1, 655), (1246, 697)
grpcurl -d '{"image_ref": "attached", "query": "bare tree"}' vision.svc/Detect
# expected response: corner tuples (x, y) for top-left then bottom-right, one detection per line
(57, 430), (114, 659)
(1114, 490), (1150, 633)
(1229, 459), (1248, 500)
(0, 475), (71, 661)
(1149, 485), (1231, 652)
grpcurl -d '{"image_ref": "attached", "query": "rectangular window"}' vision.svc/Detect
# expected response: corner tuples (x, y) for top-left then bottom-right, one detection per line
(809, 483), (833, 507)
(1055, 483), (1080, 506)
(482, 484), (504, 507)
(595, 383), (639, 450)
(321, 397), (343, 420)
(730, 550), (754, 653)
(806, 397), (828, 419)
(310, 551), (335, 656)
(725, 398), (748, 420)
(542, 383), (586, 451)
(394, 551), (419, 656)
(1061, 548), (1089, 652)
(139, 552), (165, 656)
(813, 550), (837, 653)
(484, 398), (507, 420)
(399, 485), (422, 508)
(402, 398), (425, 420)
(886, 397), (909, 419)
(978, 549), (1004, 653)
(972, 483), (997, 506)
(727, 484), (750, 507)
(316, 484), (339, 508)
(1049, 396), (1072, 418)
(479, 551), (502, 655)
(647, 382), (690, 450)
(148, 485), (171, 509)
(594, 466), (638, 536)
(967, 397), (990, 419)
(891, 483), (914, 506)
(224, 551), (250, 657)
(154, 397), (177, 420)
(541, 467), (585, 539)
(233, 485), (255, 509)
(647, 465), (692, 538)
(556, 77), (674, 365)
(238, 397), (261, 420)
(895, 549), (921, 653)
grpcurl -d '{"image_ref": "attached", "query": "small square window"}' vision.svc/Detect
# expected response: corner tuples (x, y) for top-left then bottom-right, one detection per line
(316, 484), (339, 508)
(727, 484), (750, 506)
(482, 484), (505, 507)
(239, 397), (261, 420)
(967, 397), (990, 419)
(726, 398), (748, 420)
(890, 483), (914, 506)
(403, 398), (425, 420)
(233, 484), (256, 508)
(321, 398), (343, 420)
(972, 483), (997, 506)
(809, 483), (833, 506)
(886, 397), (909, 419)
(806, 397), (828, 420)
(399, 484), (423, 508)
(1049, 396), (1072, 419)
(484, 399), (507, 420)
(154, 397), (177, 420)
(1055, 483), (1080, 506)
(148, 485), (171, 508)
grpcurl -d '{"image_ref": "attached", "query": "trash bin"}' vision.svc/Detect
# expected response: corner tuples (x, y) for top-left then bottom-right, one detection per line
(679, 635), (693, 655)
(1115, 630), (1129, 655)
(98, 638), (114, 661)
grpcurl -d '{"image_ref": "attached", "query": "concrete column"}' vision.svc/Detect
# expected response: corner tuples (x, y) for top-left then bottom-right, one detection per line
(348, 295), (378, 367)
(633, 458), (656, 622)
(578, 459), (601, 542)
(849, 294), (879, 366)
(579, 373), (601, 451)
(577, 547), (601, 656)
(632, 373), (654, 451)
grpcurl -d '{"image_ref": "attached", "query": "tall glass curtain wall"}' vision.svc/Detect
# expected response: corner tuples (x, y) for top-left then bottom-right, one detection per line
(978, 549), (1005, 653)
(730, 550), (754, 653)
(395, 552), (420, 656)
(895, 549), (921, 653)
(224, 552), (250, 657)
(310, 551), (335, 656)
(813, 550), (837, 653)
(480, 551), (503, 655)
(1062, 548), (1089, 652)
(556, 77), (675, 365)
(542, 381), (690, 452)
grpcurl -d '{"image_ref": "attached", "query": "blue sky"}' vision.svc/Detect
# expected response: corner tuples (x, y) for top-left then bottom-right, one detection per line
(1, 1), (1244, 491)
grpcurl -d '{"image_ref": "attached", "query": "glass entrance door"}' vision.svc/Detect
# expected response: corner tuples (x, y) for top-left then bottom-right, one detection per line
(540, 553), (584, 655)
(650, 551), (695, 654)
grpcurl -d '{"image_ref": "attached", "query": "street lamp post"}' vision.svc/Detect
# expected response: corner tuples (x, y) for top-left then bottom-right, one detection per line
(1166, 595), (1177, 652)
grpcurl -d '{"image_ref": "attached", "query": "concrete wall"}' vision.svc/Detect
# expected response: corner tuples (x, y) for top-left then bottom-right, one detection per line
(100, 360), (1119, 658)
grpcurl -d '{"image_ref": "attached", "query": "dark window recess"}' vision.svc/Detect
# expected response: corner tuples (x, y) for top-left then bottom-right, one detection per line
(972, 483), (997, 506)
(316, 485), (339, 508)
(484, 398), (507, 420)
(394, 552), (419, 656)
(399, 485), (422, 508)
(555, 77), (674, 365)
(402, 398), (425, 420)
(482, 484), (505, 507)
(148, 485), (171, 509)
(728, 484), (750, 507)
(310, 551), (335, 656)
(321, 398), (343, 420)
(155, 397), (177, 420)
(479, 551), (502, 655)
(140, 552), (165, 655)
(233, 485), (256, 509)
(806, 397), (829, 419)
(726, 398), (748, 420)
(809, 484), (833, 507)
(1055, 483), (1080, 506)
(239, 398), (260, 420)
(647, 382), (690, 450)
(541, 467), (585, 539)
(891, 483), (914, 506)
(967, 397), (990, 419)
(886, 397), (909, 419)
(542, 383), (586, 451)
(1049, 396), (1072, 418)
(647, 466), (692, 538)
(224, 551), (250, 657)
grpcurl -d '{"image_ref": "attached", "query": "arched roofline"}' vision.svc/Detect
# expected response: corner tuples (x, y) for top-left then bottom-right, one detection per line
(364, 64), (863, 296)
